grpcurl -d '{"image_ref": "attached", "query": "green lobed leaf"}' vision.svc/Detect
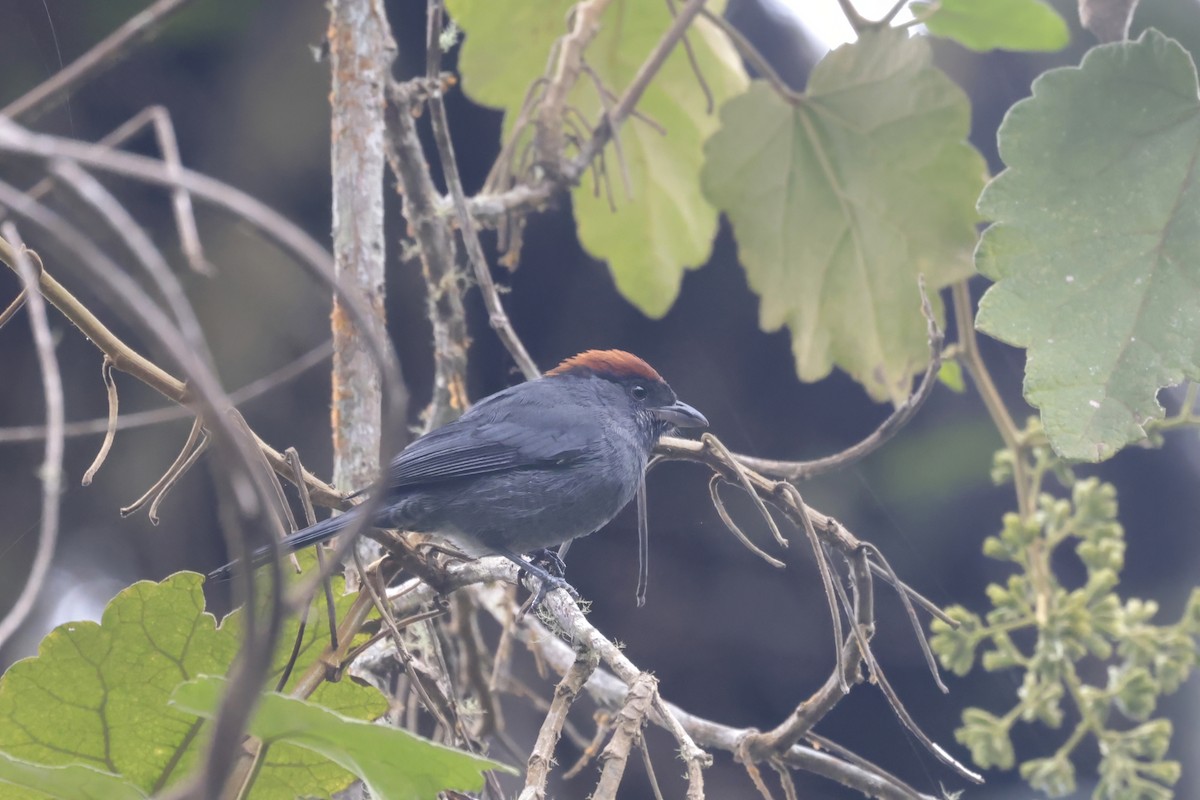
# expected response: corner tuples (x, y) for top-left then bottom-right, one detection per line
(171, 677), (514, 800)
(912, 0), (1070, 53)
(976, 30), (1200, 460)
(446, 0), (747, 316)
(701, 29), (986, 403)
(0, 574), (238, 792)
(0, 571), (386, 799)
(0, 752), (147, 800)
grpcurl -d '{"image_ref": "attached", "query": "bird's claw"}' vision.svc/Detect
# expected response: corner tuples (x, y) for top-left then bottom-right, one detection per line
(518, 571), (579, 620)
(527, 547), (567, 578)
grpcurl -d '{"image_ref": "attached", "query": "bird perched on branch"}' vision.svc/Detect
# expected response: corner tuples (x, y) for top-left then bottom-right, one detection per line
(208, 349), (707, 608)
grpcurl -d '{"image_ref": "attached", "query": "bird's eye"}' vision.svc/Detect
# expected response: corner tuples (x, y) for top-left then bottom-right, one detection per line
(631, 384), (648, 401)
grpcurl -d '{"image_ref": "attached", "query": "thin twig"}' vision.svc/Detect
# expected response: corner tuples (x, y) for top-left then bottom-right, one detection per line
(861, 541), (947, 692)
(771, 759), (799, 800)
(0, 228), (64, 650)
(703, 433), (786, 548)
(462, 582), (936, 800)
(952, 280), (1030, 515)
(120, 416), (205, 517)
(48, 159), (213, 365)
(657, 433), (955, 625)
(1, 0), (198, 121)
(0, 122), (405, 427)
(0, 122), (406, 506)
(665, 0), (714, 113)
(2, 106), (210, 273)
(698, 9), (802, 107)
(424, 0), (540, 380)
(635, 476), (649, 606)
(708, 475), (785, 568)
(285, 448), (339, 651)
(734, 278), (944, 480)
(639, 735), (667, 800)
(0, 288), (26, 329)
(568, 0), (709, 178)
(453, 592), (502, 737)
(353, 550), (456, 734)
(81, 357), (118, 486)
(738, 748), (777, 800)
(562, 711), (614, 779)
(0, 340), (332, 444)
(777, 480), (849, 692)
(581, 65), (633, 202)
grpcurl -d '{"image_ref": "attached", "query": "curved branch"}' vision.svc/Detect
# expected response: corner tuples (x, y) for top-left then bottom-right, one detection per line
(733, 279), (944, 480)
(0, 231), (64, 650)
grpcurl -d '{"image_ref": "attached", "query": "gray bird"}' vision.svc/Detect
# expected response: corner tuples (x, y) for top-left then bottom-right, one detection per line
(208, 350), (707, 606)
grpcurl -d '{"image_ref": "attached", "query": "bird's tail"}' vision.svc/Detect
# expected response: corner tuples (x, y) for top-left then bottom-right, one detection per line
(206, 507), (363, 582)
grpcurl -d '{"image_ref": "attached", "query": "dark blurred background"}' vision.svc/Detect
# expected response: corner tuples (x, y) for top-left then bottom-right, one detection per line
(1, 0), (1198, 797)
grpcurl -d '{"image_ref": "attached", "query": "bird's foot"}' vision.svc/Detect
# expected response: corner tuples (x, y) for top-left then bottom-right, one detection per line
(494, 547), (580, 620)
(527, 547), (567, 579)
(519, 572), (580, 621)
(517, 553), (579, 620)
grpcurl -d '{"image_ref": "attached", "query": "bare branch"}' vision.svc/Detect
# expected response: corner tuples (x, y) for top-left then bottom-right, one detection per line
(1, 0), (198, 122)
(384, 82), (470, 431)
(48, 159), (214, 367)
(3, 107), (209, 273)
(734, 279), (944, 480)
(0, 287), (26, 329)
(80, 356), (118, 486)
(535, 0), (614, 175)
(519, 644), (600, 800)
(0, 340), (332, 445)
(457, 581), (937, 800)
(0, 229), (64, 650)
(329, 0), (399, 524)
(594, 673), (657, 799)
(425, 0), (540, 380)
(0, 120), (406, 506)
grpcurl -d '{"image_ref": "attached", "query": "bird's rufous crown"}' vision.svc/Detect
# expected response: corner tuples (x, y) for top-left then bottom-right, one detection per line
(546, 350), (663, 383)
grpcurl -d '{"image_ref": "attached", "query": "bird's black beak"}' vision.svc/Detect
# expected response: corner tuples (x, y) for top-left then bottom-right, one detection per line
(652, 400), (708, 429)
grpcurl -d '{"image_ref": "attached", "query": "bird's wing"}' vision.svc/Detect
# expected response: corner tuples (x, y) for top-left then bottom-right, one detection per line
(386, 389), (598, 488)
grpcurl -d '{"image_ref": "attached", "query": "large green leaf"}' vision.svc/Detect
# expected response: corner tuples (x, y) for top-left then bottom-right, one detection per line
(976, 30), (1200, 460)
(0, 752), (146, 800)
(0, 574), (238, 792)
(171, 677), (513, 800)
(701, 29), (986, 403)
(446, 0), (747, 316)
(0, 571), (385, 799)
(911, 0), (1070, 53)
